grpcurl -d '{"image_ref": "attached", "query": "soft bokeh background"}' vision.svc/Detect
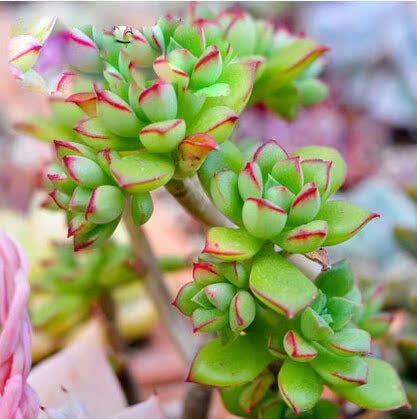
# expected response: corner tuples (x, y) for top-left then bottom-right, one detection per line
(2, 2), (417, 418)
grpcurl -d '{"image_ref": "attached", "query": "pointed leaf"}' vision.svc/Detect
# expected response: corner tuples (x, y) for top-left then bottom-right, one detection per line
(187, 335), (273, 387)
(190, 45), (223, 89)
(210, 170), (243, 225)
(315, 261), (354, 298)
(229, 290), (256, 333)
(333, 358), (407, 410)
(293, 146), (346, 196)
(95, 88), (144, 137)
(250, 251), (317, 318)
(242, 197), (287, 239)
(311, 345), (369, 387)
(278, 359), (323, 415)
(110, 153), (175, 193)
(85, 185), (125, 224)
(317, 200), (379, 246)
(204, 283), (236, 311)
(271, 157), (303, 195)
(172, 282), (199, 316)
(238, 162), (263, 200)
(284, 330), (318, 362)
(189, 106), (238, 144)
(288, 182), (321, 225)
(300, 308), (333, 342)
(203, 227), (263, 261)
(327, 329), (371, 357)
(192, 308), (228, 333)
(252, 140), (288, 177)
(192, 261), (223, 287)
(275, 220), (327, 254)
(139, 119), (186, 153)
(218, 262), (249, 288)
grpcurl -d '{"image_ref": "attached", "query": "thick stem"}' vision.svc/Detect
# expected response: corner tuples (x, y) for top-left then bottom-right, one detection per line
(98, 291), (139, 405)
(166, 177), (233, 228)
(123, 204), (197, 363)
(182, 384), (213, 419)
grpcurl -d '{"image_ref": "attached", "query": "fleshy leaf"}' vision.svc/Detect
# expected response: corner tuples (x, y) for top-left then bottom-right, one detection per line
(242, 197), (287, 239)
(139, 119), (186, 153)
(288, 182), (320, 225)
(95, 87), (144, 137)
(275, 220), (327, 254)
(284, 330), (318, 362)
(315, 261), (354, 298)
(271, 157), (303, 195)
(333, 359), (407, 410)
(317, 200), (379, 246)
(203, 283), (235, 311)
(110, 153), (175, 193)
(249, 251), (317, 318)
(192, 261), (223, 287)
(311, 345), (369, 387)
(300, 308), (333, 342)
(189, 106), (238, 144)
(238, 162), (263, 200)
(327, 329), (371, 357)
(172, 282), (200, 316)
(278, 359), (323, 415)
(293, 146), (346, 196)
(210, 170), (243, 225)
(218, 262), (248, 288)
(192, 308), (228, 333)
(203, 61), (257, 114)
(85, 185), (125, 224)
(190, 45), (223, 89)
(203, 227), (263, 261)
(252, 140), (288, 177)
(131, 192), (154, 225)
(187, 335), (273, 387)
(229, 290), (256, 333)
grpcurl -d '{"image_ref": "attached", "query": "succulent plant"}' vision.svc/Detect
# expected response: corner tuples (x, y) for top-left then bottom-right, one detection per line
(9, 8), (328, 251)
(201, 140), (378, 255)
(8, 7), (408, 419)
(175, 255), (406, 416)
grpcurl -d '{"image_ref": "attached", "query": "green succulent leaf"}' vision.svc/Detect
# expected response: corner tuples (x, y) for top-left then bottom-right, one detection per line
(187, 335), (273, 387)
(317, 200), (379, 246)
(278, 359), (323, 415)
(315, 261), (354, 297)
(292, 146), (346, 196)
(332, 358), (407, 411)
(327, 329), (371, 357)
(249, 250), (317, 318)
(110, 153), (175, 193)
(311, 345), (369, 387)
(203, 227), (264, 261)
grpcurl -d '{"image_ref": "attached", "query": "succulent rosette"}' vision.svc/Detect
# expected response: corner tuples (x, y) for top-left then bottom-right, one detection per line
(173, 140), (407, 415)
(188, 6), (330, 119)
(175, 256), (407, 416)
(201, 140), (379, 255)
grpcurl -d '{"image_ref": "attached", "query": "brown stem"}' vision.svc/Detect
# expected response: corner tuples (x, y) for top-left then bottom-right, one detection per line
(165, 177), (233, 228)
(123, 204), (197, 363)
(182, 384), (213, 419)
(98, 291), (139, 405)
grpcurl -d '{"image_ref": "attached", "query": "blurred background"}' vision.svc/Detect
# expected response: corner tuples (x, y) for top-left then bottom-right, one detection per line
(2, 2), (417, 418)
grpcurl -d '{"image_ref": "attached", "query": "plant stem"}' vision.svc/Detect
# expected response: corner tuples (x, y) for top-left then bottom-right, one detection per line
(98, 290), (139, 405)
(166, 177), (233, 228)
(123, 204), (197, 363)
(182, 384), (213, 419)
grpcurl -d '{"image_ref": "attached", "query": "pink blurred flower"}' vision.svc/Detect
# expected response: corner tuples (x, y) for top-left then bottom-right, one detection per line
(0, 230), (39, 419)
